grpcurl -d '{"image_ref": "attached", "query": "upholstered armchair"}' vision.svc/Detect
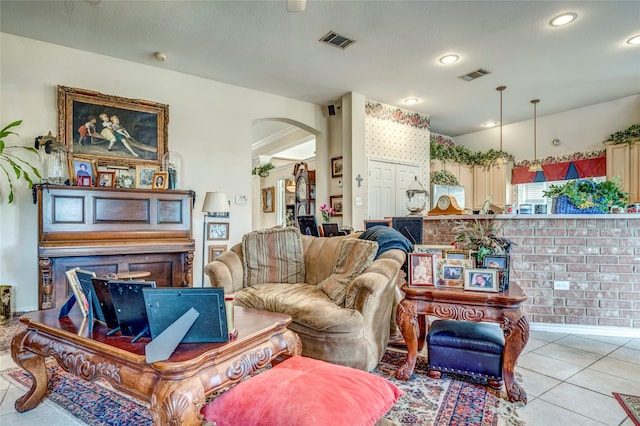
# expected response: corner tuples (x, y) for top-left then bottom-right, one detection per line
(204, 227), (406, 371)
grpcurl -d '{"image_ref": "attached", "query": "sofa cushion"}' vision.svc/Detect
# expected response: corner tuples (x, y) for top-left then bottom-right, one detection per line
(317, 238), (378, 306)
(234, 283), (363, 332)
(242, 227), (305, 286)
(359, 225), (414, 257)
(201, 355), (403, 426)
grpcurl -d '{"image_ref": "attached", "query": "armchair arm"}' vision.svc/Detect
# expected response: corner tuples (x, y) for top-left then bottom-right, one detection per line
(344, 256), (402, 311)
(204, 250), (245, 294)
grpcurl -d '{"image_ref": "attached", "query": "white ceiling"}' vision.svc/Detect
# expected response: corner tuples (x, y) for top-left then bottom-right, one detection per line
(1, 1), (639, 137)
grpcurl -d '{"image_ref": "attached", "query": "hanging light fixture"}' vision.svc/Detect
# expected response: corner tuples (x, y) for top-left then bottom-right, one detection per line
(495, 86), (507, 165)
(528, 99), (543, 172)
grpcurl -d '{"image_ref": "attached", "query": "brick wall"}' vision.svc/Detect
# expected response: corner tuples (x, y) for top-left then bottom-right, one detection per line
(422, 215), (640, 329)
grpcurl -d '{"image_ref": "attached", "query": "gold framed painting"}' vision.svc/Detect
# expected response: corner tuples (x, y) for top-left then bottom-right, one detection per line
(57, 85), (169, 168)
(262, 187), (274, 213)
(208, 245), (227, 262)
(135, 164), (160, 189)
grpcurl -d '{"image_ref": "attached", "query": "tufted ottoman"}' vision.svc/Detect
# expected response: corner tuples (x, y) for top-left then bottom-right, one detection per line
(426, 319), (505, 389)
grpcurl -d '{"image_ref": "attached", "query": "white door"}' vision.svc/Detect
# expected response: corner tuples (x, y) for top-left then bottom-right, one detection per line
(368, 159), (420, 218)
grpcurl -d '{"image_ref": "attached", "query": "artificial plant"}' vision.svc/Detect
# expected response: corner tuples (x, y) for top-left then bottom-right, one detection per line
(0, 120), (41, 203)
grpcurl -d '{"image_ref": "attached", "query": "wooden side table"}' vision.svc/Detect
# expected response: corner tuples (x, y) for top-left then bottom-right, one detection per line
(395, 283), (529, 404)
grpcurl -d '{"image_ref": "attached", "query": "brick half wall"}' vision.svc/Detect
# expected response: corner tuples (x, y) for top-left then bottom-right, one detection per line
(422, 215), (640, 329)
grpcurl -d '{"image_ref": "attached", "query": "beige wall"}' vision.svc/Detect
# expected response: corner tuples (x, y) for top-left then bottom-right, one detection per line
(0, 33), (327, 310)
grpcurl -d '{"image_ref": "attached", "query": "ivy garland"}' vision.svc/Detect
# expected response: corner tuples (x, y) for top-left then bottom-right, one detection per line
(430, 170), (460, 186)
(603, 123), (640, 145)
(430, 138), (515, 166)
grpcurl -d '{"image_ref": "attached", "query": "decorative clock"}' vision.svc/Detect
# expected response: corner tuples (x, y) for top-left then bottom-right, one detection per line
(428, 195), (465, 216)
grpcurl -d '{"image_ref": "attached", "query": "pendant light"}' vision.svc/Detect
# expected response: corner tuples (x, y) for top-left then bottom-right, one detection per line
(528, 99), (543, 172)
(495, 86), (507, 165)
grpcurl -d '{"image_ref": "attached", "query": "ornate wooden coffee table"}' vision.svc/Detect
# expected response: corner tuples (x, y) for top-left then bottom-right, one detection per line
(395, 283), (529, 404)
(11, 306), (301, 425)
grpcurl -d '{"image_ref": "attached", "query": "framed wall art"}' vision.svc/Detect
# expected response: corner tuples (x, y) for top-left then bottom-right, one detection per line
(57, 85), (169, 168)
(97, 171), (116, 187)
(208, 245), (227, 263)
(152, 171), (169, 190)
(464, 269), (499, 292)
(135, 164), (160, 189)
(330, 195), (343, 216)
(262, 186), (275, 213)
(331, 156), (343, 178)
(207, 222), (229, 241)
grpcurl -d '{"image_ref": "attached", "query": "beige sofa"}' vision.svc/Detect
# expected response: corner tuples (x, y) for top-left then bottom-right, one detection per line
(204, 227), (406, 371)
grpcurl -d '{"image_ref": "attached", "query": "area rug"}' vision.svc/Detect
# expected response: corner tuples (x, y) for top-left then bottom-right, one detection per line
(613, 392), (640, 426)
(2, 347), (523, 426)
(0, 313), (26, 352)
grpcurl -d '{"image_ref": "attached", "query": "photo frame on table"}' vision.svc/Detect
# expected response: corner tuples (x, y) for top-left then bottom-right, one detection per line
(262, 187), (275, 213)
(408, 253), (436, 286)
(207, 222), (229, 241)
(464, 268), (499, 292)
(136, 164), (160, 189)
(57, 85), (168, 168)
(152, 171), (169, 190)
(64, 268), (89, 317)
(331, 156), (343, 178)
(208, 245), (227, 262)
(481, 255), (509, 291)
(70, 158), (96, 186)
(435, 258), (473, 288)
(297, 215), (320, 237)
(97, 171), (116, 187)
(445, 250), (470, 260)
(330, 195), (343, 216)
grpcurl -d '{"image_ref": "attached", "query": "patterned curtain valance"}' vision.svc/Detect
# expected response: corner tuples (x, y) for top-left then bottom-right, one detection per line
(512, 156), (606, 184)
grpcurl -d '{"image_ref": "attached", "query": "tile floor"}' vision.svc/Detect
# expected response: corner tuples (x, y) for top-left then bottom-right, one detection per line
(0, 330), (639, 425)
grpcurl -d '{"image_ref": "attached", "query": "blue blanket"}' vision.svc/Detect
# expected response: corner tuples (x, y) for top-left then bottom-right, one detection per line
(359, 226), (414, 257)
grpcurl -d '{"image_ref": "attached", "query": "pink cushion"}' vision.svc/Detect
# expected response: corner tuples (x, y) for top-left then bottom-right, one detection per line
(202, 356), (402, 426)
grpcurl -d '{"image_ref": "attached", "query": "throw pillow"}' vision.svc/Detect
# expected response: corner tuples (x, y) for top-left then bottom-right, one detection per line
(359, 225), (414, 257)
(242, 227), (305, 286)
(317, 238), (378, 306)
(201, 356), (403, 426)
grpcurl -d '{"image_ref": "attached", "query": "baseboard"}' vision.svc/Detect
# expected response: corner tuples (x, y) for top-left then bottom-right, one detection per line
(530, 322), (640, 338)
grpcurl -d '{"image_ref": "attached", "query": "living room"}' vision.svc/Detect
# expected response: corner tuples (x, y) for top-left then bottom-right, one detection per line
(1, 1), (639, 425)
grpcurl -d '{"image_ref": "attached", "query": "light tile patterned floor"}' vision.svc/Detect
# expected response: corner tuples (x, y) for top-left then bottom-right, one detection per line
(1, 330), (639, 425)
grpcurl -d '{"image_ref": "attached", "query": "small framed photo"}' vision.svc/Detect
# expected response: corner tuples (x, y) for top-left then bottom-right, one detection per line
(71, 158), (96, 186)
(208, 245), (227, 263)
(207, 222), (229, 241)
(445, 250), (470, 260)
(152, 171), (169, 189)
(262, 186), (275, 213)
(330, 195), (343, 216)
(464, 268), (499, 292)
(64, 267), (89, 317)
(136, 164), (160, 189)
(97, 171), (116, 187)
(331, 156), (343, 178)
(408, 253), (435, 286)
(435, 258), (473, 288)
(481, 255), (508, 270)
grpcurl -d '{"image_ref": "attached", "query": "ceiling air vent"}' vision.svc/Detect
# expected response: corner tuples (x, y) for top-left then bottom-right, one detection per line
(458, 68), (491, 82)
(319, 31), (355, 50)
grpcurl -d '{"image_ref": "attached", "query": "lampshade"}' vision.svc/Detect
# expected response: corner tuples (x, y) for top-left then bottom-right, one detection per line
(528, 99), (543, 172)
(202, 192), (230, 216)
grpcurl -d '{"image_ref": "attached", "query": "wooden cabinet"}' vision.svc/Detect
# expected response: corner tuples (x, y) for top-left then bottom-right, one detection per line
(35, 185), (195, 310)
(293, 162), (315, 222)
(430, 160), (473, 208)
(472, 163), (513, 210)
(606, 143), (640, 203)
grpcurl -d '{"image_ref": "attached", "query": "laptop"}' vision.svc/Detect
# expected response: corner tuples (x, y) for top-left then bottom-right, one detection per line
(108, 280), (156, 340)
(143, 287), (228, 343)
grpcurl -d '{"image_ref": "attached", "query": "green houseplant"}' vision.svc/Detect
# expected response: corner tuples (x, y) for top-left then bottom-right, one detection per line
(542, 178), (629, 213)
(251, 162), (275, 177)
(0, 120), (41, 203)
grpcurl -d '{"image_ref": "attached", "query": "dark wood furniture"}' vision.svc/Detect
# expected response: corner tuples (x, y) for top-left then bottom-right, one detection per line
(35, 184), (196, 310)
(395, 283), (529, 404)
(293, 162), (315, 223)
(12, 307), (302, 425)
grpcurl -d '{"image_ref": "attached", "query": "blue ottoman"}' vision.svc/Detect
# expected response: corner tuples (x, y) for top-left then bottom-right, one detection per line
(427, 319), (505, 388)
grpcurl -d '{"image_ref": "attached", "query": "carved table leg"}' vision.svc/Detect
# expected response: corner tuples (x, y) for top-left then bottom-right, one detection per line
(395, 299), (419, 381)
(12, 331), (49, 412)
(150, 376), (206, 426)
(502, 313), (529, 404)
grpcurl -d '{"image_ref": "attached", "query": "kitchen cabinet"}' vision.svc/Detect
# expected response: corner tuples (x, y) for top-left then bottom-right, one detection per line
(472, 163), (513, 210)
(430, 160), (473, 208)
(606, 143), (640, 203)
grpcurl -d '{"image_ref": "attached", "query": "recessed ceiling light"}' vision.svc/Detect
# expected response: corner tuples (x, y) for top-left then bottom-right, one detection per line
(549, 12), (577, 27)
(483, 121), (498, 128)
(627, 35), (640, 45)
(403, 97), (420, 105)
(439, 54), (460, 64)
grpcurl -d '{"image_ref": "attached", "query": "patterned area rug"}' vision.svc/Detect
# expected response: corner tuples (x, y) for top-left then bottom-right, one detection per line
(0, 314), (26, 352)
(613, 393), (640, 426)
(2, 314), (523, 425)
